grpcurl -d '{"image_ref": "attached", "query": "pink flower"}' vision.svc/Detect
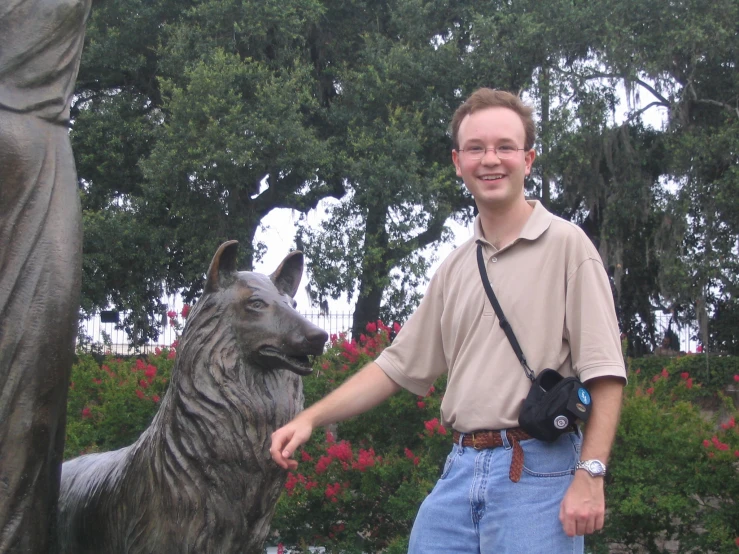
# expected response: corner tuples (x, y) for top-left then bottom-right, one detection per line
(734, 451), (739, 458)
(154, 347), (162, 356)
(686, 378), (693, 389)
(167, 310), (177, 319)
(167, 350), (176, 360)
(734, 374), (739, 383)
(702, 439), (711, 448)
(327, 441), (353, 463)
(352, 448), (376, 472)
(404, 447), (415, 460)
(181, 304), (191, 318)
(284, 473), (298, 494)
(81, 407), (91, 419)
(424, 418), (441, 435)
(393, 322), (401, 334)
(145, 365), (157, 379)
(635, 368), (641, 374)
(171, 339), (179, 349)
(277, 543), (285, 554)
(646, 387), (654, 395)
(152, 395), (160, 403)
(135, 389), (145, 399)
(92, 378), (102, 385)
(301, 450), (312, 462)
(365, 322), (377, 334)
(326, 431), (335, 443)
(696, 344), (703, 353)
(325, 482), (341, 499)
(680, 372), (689, 380)
(417, 401), (426, 409)
(315, 455), (332, 474)
(321, 361), (330, 371)
(660, 368), (669, 378)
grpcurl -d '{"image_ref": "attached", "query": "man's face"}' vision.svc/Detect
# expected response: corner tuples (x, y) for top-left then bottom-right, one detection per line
(452, 107), (535, 211)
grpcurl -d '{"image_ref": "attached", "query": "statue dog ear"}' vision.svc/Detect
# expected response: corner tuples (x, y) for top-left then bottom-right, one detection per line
(205, 240), (239, 294)
(270, 251), (304, 298)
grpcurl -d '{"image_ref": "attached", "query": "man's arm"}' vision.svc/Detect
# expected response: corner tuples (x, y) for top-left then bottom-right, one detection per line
(559, 376), (624, 537)
(270, 361), (401, 470)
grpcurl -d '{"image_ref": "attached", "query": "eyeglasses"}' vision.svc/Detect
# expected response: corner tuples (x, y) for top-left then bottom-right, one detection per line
(457, 145), (526, 160)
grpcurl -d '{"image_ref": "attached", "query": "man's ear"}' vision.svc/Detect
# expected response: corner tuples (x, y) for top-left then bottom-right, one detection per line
(524, 148), (536, 176)
(270, 251), (303, 298)
(204, 240), (239, 294)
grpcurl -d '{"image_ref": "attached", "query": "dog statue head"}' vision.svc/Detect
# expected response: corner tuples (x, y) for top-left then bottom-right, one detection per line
(190, 240), (328, 376)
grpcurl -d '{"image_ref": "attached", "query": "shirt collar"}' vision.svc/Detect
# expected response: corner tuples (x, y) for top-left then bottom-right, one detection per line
(473, 200), (553, 248)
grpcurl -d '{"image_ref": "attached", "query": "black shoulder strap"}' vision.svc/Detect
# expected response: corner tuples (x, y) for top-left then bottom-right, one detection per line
(476, 241), (536, 382)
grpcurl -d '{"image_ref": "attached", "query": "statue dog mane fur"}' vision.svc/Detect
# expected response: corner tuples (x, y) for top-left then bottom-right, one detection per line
(58, 241), (328, 554)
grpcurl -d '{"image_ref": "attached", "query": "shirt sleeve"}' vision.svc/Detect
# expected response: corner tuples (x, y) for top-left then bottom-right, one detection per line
(565, 258), (627, 383)
(375, 269), (449, 396)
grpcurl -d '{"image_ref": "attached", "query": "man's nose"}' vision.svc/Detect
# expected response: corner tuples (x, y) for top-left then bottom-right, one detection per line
(481, 147), (501, 163)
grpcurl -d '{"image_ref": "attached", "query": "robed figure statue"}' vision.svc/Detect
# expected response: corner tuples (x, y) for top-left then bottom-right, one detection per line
(0, 0), (91, 551)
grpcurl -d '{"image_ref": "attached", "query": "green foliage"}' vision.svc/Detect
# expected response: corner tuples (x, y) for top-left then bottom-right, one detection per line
(65, 330), (739, 552)
(73, 0), (738, 353)
(272, 323), (450, 552)
(65, 349), (175, 459)
(589, 357), (739, 554)
(630, 354), (739, 396)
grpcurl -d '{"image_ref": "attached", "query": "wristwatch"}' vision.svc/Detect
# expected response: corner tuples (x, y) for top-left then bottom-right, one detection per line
(575, 459), (607, 477)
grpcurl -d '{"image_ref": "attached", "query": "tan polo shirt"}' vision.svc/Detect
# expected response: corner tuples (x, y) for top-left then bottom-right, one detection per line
(375, 200), (626, 433)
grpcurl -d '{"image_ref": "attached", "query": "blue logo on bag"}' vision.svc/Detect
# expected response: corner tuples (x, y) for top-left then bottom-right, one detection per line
(578, 388), (591, 405)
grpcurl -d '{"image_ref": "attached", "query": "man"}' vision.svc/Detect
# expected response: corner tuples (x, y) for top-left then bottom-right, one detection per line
(271, 89), (626, 553)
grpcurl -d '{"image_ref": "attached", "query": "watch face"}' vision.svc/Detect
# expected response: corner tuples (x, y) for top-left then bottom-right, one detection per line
(587, 460), (605, 475)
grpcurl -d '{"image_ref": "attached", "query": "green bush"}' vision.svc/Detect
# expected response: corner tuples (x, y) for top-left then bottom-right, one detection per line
(65, 329), (739, 552)
(630, 353), (739, 396)
(65, 347), (175, 459)
(271, 323), (450, 552)
(588, 361), (739, 554)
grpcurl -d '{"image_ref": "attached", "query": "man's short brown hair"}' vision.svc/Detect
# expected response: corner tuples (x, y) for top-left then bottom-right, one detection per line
(450, 89), (536, 151)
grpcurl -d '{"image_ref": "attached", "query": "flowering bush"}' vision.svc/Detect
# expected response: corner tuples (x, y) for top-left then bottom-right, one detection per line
(271, 322), (450, 553)
(64, 347), (176, 459)
(588, 358), (739, 554)
(65, 323), (739, 553)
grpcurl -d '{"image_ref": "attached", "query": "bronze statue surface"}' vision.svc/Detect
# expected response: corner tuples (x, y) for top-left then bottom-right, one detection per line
(0, 0), (90, 551)
(58, 242), (328, 554)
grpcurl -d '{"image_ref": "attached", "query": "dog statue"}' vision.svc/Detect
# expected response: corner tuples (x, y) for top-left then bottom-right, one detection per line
(58, 241), (328, 554)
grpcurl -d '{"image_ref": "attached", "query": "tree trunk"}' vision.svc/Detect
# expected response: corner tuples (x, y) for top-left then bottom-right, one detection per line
(351, 203), (389, 337)
(539, 66), (551, 208)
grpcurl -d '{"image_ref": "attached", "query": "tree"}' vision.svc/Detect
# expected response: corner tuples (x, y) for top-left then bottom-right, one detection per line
(73, 0), (342, 341)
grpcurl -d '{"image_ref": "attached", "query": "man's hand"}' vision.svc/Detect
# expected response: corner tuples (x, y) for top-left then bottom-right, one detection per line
(559, 471), (605, 536)
(269, 362), (401, 471)
(270, 417), (314, 470)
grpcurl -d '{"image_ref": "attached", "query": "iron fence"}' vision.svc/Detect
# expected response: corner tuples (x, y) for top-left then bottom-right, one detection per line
(77, 311), (355, 355)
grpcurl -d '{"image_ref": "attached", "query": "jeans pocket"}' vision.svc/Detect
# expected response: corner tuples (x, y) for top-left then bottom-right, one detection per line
(521, 434), (578, 478)
(439, 448), (459, 480)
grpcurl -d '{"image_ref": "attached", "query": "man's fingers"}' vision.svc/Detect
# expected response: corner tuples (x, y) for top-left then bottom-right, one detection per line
(270, 422), (313, 470)
(270, 429), (295, 469)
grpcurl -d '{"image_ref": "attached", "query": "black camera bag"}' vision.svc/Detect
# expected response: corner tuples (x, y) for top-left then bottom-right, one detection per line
(475, 242), (591, 442)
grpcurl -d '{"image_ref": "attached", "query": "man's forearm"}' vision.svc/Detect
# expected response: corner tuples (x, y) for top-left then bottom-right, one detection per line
(297, 361), (402, 428)
(580, 376), (625, 462)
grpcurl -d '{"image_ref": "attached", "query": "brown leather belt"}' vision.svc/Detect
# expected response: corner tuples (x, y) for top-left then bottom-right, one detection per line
(452, 428), (533, 483)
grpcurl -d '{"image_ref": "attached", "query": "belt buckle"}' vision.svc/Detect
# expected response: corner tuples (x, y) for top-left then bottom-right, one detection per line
(471, 432), (483, 450)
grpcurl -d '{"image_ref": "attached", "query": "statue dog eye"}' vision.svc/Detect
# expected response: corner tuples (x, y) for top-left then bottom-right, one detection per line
(247, 299), (267, 310)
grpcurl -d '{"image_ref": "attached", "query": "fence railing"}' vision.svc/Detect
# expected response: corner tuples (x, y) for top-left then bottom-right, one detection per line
(77, 311), (355, 356)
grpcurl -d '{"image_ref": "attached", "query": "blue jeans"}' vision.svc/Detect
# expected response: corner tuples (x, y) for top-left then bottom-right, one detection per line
(408, 430), (583, 554)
